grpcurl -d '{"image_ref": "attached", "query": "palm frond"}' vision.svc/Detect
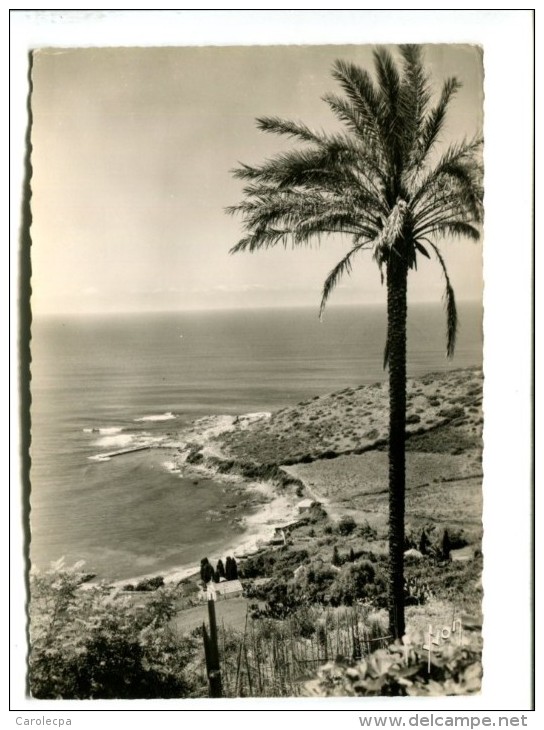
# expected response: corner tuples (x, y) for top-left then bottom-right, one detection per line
(255, 116), (325, 144)
(414, 77), (462, 167)
(322, 93), (388, 186)
(375, 46), (429, 189)
(232, 145), (361, 193)
(319, 242), (369, 318)
(229, 228), (290, 254)
(417, 219), (481, 241)
(398, 45), (431, 165)
(421, 238), (458, 357)
(229, 181), (381, 254)
(413, 175), (483, 233)
(411, 136), (483, 211)
(294, 211), (378, 242)
(322, 93), (380, 148)
(331, 59), (388, 159)
(373, 47), (401, 143)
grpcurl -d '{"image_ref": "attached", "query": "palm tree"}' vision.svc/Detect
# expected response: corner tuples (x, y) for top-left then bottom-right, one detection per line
(227, 45), (483, 638)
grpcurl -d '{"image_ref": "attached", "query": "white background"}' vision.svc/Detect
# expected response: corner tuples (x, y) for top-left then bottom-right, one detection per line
(9, 6), (537, 723)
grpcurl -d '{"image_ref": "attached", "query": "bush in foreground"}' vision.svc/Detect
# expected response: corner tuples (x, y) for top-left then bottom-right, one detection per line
(304, 636), (482, 697)
(29, 561), (201, 699)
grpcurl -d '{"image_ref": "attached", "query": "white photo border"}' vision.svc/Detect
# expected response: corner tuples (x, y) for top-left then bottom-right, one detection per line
(10, 7), (536, 717)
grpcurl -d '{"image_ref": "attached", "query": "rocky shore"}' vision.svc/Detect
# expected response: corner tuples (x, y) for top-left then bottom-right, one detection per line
(116, 367), (483, 591)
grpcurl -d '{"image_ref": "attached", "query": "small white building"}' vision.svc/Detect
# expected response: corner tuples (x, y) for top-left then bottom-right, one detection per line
(269, 528), (286, 546)
(206, 579), (244, 601)
(296, 498), (315, 514)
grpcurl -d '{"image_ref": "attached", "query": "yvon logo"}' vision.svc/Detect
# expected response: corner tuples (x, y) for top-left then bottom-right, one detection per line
(422, 618), (463, 672)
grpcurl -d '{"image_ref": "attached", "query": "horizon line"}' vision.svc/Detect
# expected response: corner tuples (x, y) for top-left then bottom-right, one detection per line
(32, 299), (483, 318)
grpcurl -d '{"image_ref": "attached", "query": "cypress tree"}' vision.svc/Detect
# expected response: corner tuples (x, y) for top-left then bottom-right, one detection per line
(442, 529), (452, 561)
(203, 563), (214, 584)
(419, 529), (430, 555)
(200, 557), (210, 582)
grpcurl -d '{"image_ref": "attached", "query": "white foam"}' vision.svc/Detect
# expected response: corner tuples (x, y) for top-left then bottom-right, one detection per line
(140, 435), (166, 446)
(163, 460), (181, 474)
(134, 412), (176, 422)
(94, 434), (134, 449)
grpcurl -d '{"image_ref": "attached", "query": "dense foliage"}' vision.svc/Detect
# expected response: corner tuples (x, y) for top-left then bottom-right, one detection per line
(29, 561), (202, 699)
(304, 637), (482, 696)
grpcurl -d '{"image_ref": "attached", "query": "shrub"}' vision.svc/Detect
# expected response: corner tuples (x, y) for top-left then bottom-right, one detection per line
(262, 580), (304, 618)
(29, 563), (200, 699)
(307, 502), (328, 523)
(438, 405), (465, 419)
(134, 575), (164, 592)
(301, 563), (339, 604)
(358, 521), (378, 540)
(304, 638), (482, 697)
(444, 527), (469, 551)
(321, 449), (338, 459)
(329, 560), (384, 607)
(337, 516), (357, 536)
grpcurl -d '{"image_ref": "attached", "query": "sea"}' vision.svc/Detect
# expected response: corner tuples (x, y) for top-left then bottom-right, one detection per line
(29, 303), (482, 583)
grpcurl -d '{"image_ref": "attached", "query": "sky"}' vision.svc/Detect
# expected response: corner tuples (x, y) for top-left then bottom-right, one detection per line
(30, 43), (484, 315)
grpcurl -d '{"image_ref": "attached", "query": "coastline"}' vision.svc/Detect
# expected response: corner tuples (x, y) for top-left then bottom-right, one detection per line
(111, 473), (303, 589)
(108, 366), (482, 590)
(108, 414), (304, 588)
(30, 306), (483, 588)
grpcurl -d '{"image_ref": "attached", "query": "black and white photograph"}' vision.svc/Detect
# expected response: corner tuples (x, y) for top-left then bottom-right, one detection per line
(11, 9), (534, 715)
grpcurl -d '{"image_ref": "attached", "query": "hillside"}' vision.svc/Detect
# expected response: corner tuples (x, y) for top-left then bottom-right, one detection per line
(213, 367), (483, 467)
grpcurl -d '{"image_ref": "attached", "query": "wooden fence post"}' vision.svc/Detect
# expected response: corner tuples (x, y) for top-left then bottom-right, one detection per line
(202, 597), (223, 698)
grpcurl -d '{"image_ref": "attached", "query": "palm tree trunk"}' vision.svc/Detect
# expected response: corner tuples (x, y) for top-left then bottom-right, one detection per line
(386, 254), (408, 639)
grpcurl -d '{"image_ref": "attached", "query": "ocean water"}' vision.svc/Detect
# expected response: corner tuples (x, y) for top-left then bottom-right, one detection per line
(29, 303), (482, 582)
